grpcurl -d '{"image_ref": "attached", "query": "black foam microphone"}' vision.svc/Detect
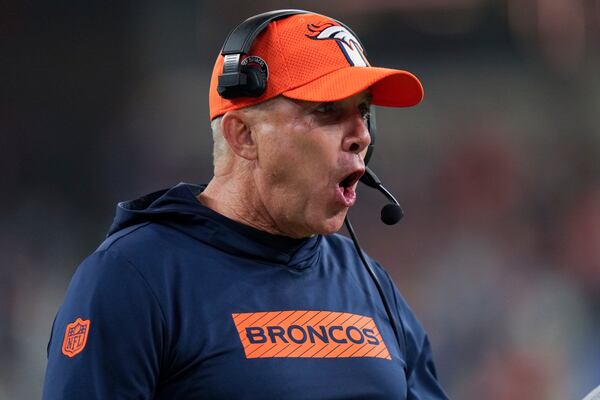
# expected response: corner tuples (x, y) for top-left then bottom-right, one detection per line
(359, 167), (404, 225)
(381, 203), (403, 225)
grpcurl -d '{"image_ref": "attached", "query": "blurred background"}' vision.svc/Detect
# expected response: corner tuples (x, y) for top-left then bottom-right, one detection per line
(3, 1), (599, 399)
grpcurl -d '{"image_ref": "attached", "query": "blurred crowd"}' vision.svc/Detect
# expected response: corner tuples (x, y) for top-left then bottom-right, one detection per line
(2, 1), (599, 399)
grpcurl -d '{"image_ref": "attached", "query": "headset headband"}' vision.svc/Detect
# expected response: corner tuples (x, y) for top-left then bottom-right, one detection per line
(221, 10), (309, 55)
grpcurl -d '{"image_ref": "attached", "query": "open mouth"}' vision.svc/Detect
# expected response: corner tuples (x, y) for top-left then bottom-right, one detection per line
(336, 170), (364, 207)
(339, 171), (363, 189)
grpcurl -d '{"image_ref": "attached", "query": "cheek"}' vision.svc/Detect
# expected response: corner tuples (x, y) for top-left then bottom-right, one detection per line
(259, 142), (307, 185)
(291, 140), (336, 191)
(260, 131), (334, 187)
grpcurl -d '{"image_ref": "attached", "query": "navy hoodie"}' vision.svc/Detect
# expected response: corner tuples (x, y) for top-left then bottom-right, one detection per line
(43, 183), (448, 399)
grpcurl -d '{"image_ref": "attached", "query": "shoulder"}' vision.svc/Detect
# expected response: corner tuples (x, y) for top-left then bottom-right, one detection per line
(94, 221), (214, 271)
(67, 222), (190, 310)
(67, 245), (158, 309)
(97, 221), (184, 257)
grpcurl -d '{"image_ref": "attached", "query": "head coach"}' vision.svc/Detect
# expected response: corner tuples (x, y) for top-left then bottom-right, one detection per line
(43, 10), (448, 399)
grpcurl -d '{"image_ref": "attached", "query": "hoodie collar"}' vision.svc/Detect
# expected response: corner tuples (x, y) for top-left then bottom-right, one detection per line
(109, 183), (321, 270)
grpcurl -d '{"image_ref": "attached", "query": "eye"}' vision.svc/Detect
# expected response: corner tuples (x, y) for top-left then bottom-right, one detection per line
(310, 102), (343, 123)
(314, 102), (336, 114)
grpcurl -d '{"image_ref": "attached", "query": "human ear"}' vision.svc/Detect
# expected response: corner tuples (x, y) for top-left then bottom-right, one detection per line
(220, 111), (258, 161)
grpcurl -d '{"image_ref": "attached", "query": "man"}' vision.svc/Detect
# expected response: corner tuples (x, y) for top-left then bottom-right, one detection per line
(43, 10), (448, 399)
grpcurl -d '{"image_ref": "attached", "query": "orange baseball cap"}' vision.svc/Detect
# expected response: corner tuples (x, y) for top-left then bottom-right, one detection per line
(209, 12), (424, 120)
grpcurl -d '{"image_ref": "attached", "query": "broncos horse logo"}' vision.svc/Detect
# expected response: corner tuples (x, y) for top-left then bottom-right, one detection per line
(306, 22), (369, 67)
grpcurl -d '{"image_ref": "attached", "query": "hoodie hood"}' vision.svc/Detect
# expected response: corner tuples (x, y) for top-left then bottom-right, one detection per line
(108, 183), (321, 269)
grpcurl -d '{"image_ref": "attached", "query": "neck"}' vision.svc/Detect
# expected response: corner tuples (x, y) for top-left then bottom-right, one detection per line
(198, 170), (291, 237)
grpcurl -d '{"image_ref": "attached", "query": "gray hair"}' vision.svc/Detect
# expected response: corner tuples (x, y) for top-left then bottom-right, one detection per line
(210, 116), (229, 164)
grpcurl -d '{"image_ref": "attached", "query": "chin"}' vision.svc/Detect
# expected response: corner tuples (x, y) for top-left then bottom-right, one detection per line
(313, 212), (347, 235)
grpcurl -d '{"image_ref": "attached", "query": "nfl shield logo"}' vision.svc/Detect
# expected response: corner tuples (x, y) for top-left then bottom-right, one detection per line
(61, 318), (90, 358)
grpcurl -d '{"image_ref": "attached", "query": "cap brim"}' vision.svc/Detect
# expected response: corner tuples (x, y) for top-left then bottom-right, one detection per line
(282, 66), (424, 107)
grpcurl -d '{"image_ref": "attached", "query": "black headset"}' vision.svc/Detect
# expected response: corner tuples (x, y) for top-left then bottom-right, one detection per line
(216, 9), (377, 166)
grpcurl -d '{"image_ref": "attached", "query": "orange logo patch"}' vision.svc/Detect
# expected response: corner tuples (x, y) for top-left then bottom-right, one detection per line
(61, 318), (90, 358)
(232, 310), (391, 360)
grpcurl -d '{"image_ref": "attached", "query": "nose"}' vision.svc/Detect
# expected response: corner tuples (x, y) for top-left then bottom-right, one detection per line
(342, 108), (371, 156)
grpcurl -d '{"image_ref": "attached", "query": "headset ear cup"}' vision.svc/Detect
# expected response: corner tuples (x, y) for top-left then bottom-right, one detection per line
(240, 65), (267, 97)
